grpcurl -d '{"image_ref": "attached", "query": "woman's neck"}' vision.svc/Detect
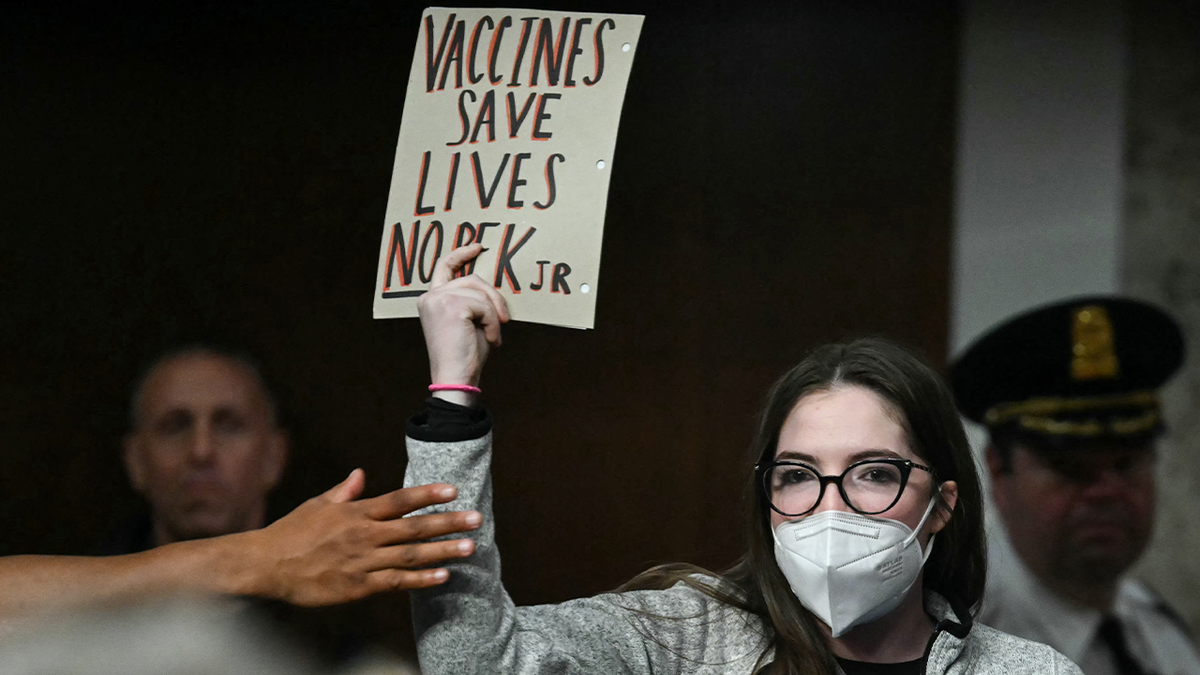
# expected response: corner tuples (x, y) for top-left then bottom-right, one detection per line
(825, 582), (934, 663)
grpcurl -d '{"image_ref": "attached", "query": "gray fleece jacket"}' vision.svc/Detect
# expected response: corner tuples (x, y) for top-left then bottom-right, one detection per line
(405, 431), (1083, 675)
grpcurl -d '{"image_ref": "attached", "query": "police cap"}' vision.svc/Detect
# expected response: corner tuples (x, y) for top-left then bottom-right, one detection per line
(950, 296), (1184, 442)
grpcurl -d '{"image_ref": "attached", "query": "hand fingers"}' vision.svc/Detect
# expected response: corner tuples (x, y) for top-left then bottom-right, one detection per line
(449, 286), (502, 346)
(477, 276), (510, 324)
(434, 277), (505, 345)
(422, 288), (502, 350)
(426, 248), (509, 329)
(430, 243), (484, 288)
(435, 272), (504, 308)
(376, 509), (482, 545)
(324, 468), (366, 504)
(465, 276), (510, 341)
(361, 483), (459, 520)
(482, 308), (502, 346)
(365, 567), (451, 592)
(368, 538), (476, 572)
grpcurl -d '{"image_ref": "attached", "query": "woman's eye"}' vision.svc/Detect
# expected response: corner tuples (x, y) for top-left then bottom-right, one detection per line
(780, 469), (813, 485)
(860, 467), (899, 484)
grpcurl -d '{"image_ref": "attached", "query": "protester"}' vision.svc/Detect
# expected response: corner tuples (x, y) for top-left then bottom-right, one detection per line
(951, 296), (1200, 675)
(401, 245), (1082, 675)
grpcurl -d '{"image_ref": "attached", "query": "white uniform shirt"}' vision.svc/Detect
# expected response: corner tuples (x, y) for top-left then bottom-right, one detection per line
(982, 520), (1200, 675)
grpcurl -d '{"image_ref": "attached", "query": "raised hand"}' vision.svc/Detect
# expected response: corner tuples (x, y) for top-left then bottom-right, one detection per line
(417, 243), (510, 406)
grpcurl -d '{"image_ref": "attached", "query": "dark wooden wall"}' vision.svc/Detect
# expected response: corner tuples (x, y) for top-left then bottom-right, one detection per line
(0, 0), (958, 659)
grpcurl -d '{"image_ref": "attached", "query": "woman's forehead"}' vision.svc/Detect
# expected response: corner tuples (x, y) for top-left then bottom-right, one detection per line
(776, 385), (913, 462)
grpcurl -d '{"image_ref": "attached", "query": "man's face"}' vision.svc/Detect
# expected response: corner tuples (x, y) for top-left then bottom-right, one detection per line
(989, 441), (1156, 594)
(123, 353), (287, 546)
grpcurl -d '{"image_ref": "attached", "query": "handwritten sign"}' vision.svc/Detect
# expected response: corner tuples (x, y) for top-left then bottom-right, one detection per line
(372, 7), (644, 329)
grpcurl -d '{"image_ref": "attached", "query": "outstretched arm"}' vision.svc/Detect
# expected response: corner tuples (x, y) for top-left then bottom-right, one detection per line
(0, 468), (480, 623)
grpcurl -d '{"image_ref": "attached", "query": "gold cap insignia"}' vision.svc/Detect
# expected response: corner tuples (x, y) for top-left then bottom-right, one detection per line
(1071, 305), (1119, 381)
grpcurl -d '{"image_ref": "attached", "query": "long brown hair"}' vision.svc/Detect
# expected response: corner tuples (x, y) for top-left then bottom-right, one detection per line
(621, 338), (987, 675)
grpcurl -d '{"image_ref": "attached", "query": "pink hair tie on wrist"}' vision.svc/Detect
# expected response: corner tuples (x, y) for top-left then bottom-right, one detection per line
(429, 384), (482, 395)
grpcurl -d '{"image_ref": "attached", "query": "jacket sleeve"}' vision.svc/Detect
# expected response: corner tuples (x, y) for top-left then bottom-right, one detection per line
(404, 432), (769, 675)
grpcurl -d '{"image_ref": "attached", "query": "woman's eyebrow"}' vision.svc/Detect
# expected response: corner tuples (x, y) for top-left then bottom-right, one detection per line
(845, 448), (905, 463)
(774, 448), (908, 466)
(774, 450), (816, 463)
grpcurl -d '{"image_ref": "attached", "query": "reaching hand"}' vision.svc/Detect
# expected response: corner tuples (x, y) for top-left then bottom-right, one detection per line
(417, 243), (510, 405)
(247, 469), (481, 606)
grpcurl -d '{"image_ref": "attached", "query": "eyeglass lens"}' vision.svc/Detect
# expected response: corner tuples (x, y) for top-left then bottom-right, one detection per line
(767, 462), (906, 515)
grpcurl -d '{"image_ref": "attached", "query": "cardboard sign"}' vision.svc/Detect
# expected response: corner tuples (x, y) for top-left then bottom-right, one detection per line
(372, 7), (643, 329)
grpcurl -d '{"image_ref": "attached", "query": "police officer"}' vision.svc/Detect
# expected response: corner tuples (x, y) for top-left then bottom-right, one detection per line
(951, 296), (1200, 675)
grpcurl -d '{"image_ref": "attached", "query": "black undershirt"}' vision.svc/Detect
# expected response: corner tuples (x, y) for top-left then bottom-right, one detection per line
(836, 656), (927, 675)
(406, 397), (491, 442)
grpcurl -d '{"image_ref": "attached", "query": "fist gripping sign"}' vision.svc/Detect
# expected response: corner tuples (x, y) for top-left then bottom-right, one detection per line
(373, 8), (643, 329)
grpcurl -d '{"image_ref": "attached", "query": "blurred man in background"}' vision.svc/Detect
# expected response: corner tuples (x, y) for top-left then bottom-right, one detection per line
(101, 345), (402, 664)
(104, 346), (287, 552)
(952, 296), (1200, 675)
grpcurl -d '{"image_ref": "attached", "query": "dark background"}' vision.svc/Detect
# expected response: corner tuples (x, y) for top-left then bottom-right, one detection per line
(0, 0), (957, 660)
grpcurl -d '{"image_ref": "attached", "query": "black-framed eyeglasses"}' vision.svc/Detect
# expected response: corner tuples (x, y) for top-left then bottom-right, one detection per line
(756, 458), (936, 516)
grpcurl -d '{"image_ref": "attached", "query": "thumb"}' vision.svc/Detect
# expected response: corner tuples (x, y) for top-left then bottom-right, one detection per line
(326, 468), (366, 503)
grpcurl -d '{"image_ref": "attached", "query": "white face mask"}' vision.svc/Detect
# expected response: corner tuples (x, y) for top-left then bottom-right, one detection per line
(771, 495), (939, 638)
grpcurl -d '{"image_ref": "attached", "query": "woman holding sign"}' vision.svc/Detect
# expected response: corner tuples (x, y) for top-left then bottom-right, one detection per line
(406, 245), (1080, 675)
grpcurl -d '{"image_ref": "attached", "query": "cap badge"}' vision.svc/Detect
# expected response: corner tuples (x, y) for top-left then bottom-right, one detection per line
(1071, 305), (1119, 381)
